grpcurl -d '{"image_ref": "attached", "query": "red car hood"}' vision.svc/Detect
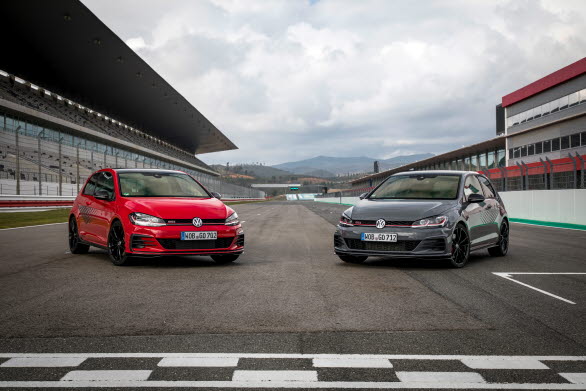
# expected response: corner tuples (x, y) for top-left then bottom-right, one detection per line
(122, 197), (229, 219)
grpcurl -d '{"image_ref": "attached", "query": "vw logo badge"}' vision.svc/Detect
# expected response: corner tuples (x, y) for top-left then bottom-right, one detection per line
(192, 217), (203, 227)
(375, 219), (386, 229)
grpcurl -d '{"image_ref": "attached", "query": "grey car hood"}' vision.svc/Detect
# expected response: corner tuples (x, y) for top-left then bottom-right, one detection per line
(350, 199), (457, 221)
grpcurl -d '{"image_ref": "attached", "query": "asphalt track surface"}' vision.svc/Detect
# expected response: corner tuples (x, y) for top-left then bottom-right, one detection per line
(0, 200), (585, 389)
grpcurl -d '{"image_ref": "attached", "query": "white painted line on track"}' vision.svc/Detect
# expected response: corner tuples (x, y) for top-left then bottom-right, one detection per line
(0, 357), (85, 367)
(232, 370), (318, 382)
(461, 357), (549, 370)
(2, 380), (586, 389)
(158, 357), (239, 367)
(1, 353), (586, 360)
(493, 273), (586, 305)
(313, 358), (392, 368)
(0, 222), (67, 231)
(61, 370), (152, 381)
(560, 373), (586, 384)
(396, 371), (486, 383)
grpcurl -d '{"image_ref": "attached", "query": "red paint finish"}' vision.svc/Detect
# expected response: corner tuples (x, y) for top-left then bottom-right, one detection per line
(69, 169), (243, 256)
(502, 57), (586, 107)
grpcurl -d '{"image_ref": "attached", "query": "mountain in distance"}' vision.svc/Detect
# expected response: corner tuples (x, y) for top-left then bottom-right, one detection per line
(211, 163), (297, 179)
(272, 153), (434, 177)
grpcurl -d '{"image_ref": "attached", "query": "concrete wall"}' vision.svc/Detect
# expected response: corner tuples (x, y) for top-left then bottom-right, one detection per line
(315, 189), (586, 227)
(499, 189), (586, 226)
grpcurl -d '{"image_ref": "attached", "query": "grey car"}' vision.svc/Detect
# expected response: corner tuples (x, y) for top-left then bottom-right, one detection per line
(334, 171), (509, 267)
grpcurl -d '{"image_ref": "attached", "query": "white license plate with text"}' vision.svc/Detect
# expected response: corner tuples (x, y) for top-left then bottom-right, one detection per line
(181, 231), (218, 240)
(361, 233), (398, 242)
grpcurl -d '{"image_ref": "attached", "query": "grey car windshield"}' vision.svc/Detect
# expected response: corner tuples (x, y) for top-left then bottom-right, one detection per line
(118, 172), (209, 197)
(369, 174), (461, 200)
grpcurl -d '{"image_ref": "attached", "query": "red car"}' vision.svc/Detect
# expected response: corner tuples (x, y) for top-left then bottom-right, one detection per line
(68, 169), (244, 266)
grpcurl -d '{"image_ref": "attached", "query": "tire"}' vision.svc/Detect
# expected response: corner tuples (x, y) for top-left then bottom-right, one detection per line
(338, 255), (367, 264)
(211, 254), (240, 264)
(69, 217), (90, 254)
(108, 220), (129, 266)
(448, 223), (470, 268)
(488, 220), (509, 257)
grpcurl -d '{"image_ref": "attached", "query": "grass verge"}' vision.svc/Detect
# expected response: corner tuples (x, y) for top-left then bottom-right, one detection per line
(0, 208), (70, 229)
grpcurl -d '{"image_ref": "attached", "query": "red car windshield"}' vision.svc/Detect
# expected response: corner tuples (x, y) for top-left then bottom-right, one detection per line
(118, 172), (209, 198)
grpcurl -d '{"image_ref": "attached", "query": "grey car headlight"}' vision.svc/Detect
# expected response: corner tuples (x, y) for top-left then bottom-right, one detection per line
(412, 215), (448, 228)
(225, 212), (240, 226)
(129, 212), (166, 227)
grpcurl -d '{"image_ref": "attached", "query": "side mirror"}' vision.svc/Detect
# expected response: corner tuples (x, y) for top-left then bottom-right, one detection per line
(359, 192), (368, 200)
(94, 189), (111, 201)
(211, 192), (222, 199)
(467, 193), (485, 203)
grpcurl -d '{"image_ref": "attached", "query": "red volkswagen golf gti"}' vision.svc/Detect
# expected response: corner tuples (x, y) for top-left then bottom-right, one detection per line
(68, 169), (244, 265)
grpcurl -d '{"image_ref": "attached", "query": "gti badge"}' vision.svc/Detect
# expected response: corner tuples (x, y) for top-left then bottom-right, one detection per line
(192, 217), (203, 227)
(375, 219), (386, 229)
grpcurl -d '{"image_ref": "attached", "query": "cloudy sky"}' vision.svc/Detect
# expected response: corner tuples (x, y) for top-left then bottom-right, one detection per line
(82, 0), (586, 165)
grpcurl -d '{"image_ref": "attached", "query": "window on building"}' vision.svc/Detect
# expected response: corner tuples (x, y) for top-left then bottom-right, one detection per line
(543, 140), (551, 153)
(559, 95), (569, 110)
(541, 102), (550, 116)
(580, 88), (586, 104)
(551, 138), (560, 151)
(526, 108), (534, 121)
(513, 148), (521, 159)
(568, 91), (580, 107)
(533, 105), (542, 119)
(520, 146), (527, 157)
(519, 111), (527, 123)
(470, 155), (478, 170)
(560, 135), (570, 150)
(497, 149), (505, 167)
(571, 133), (580, 148)
(582, 132), (586, 146)
(487, 151), (495, 169)
(527, 144), (535, 156)
(535, 142), (543, 155)
(550, 98), (560, 113)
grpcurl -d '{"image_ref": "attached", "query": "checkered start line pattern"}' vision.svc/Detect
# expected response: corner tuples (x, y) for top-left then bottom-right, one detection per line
(0, 353), (585, 389)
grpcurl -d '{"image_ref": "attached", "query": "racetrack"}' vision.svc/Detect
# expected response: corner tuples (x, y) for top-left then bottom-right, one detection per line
(0, 201), (585, 388)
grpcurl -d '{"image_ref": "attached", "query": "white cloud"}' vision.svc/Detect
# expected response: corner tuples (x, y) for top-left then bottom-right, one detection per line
(82, 0), (586, 165)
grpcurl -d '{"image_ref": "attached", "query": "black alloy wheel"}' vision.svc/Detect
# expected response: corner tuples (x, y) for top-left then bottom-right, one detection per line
(449, 224), (470, 268)
(108, 220), (129, 266)
(489, 220), (509, 257)
(211, 254), (240, 264)
(69, 217), (89, 254)
(338, 255), (368, 264)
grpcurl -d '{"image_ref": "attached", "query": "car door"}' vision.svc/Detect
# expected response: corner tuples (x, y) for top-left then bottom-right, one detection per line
(77, 174), (98, 242)
(477, 175), (500, 245)
(90, 171), (116, 245)
(462, 174), (486, 245)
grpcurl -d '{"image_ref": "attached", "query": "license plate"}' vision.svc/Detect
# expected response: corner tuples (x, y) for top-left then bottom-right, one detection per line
(361, 233), (398, 242)
(181, 231), (217, 240)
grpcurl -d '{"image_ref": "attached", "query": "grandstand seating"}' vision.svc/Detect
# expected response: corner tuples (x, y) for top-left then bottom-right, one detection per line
(0, 74), (211, 171)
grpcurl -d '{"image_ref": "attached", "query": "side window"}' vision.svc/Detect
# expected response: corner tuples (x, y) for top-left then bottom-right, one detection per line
(95, 172), (115, 200)
(477, 176), (496, 199)
(463, 175), (482, 200)
(82, 174), (98, 196)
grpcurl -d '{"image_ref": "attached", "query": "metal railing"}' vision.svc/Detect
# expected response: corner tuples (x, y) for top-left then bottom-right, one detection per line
(0, 128), (265, 199)
(319, 154), (585, 199)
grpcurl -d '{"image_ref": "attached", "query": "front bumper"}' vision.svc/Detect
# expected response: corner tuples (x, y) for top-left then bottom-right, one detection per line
(334, 224), (453, 259)
(125, 224), (244, 256)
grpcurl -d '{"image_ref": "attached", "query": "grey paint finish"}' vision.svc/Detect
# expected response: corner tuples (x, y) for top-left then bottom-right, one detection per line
(506, 74), (586, 116)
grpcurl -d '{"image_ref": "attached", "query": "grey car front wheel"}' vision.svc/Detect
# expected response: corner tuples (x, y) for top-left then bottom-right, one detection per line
(449, 224), (470, 268)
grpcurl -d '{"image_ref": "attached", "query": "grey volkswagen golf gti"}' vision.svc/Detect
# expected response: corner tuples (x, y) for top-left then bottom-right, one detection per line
(334, 171), (509, 267)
